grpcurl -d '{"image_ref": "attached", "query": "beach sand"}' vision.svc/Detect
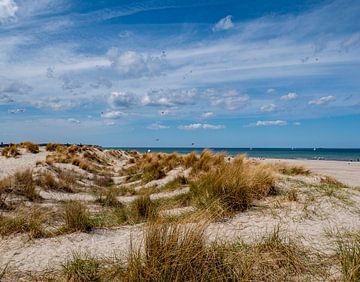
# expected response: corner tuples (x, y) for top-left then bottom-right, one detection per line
(262, 158), (360, 187)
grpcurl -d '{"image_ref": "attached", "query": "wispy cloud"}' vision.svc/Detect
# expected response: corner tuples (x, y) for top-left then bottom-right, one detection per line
(147, 122), (169, 130)
(201, 111), (214, 118)
(101, 110), (127, 119)
(248, 120), (288, 127)
(212, 15), (234, 31)
(178, 123), (225, 130)
(309, 95), (336, 105)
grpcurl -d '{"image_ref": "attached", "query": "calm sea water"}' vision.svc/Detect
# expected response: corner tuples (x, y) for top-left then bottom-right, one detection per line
(108, 147), (360, 161)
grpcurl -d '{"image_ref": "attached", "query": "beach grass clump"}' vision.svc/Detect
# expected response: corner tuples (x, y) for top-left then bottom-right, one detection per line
(45, 143), (62, 152)
(0, 207), (46, 238)
(183, 151), (198, 168)
(62, 252), (101, 282)
(95, 188), (122, 208)
(93, 175), (113, 187)
(37, 171), (77, 193)
(6, 170), (41, 201)
(336, 233), (360, 281)
(124, 222), (233, 281)
(190, 149), (228, 174)
(1, 144), (20, 158)
(20, 141), (39, 153)
(320, 176), (346, 188)
(130, 195), (159, 221)
(63, 202), (93, 233)
(58, 223), (324, 281)
(124, 152), (184, 183)
(279, 165), (311, 176)
(191, 155), (275, 214)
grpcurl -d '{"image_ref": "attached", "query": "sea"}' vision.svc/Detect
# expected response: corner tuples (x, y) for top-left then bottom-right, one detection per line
(108, 147), (360, 162)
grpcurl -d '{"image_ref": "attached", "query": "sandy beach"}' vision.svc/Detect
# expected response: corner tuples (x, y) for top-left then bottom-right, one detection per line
(262, 158), (360, 187)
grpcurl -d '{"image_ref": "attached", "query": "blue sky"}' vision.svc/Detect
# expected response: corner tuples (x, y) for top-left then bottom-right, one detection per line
(0, 0), (359, 147)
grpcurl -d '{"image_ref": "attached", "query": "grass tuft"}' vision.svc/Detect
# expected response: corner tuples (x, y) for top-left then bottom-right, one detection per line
(130, 195), (159, 221)
(62, 252), (101, 282)
(336, 233), (360, 281)
(191, 156), (275, 214)
(63, 202), (93, 233)
(1, 144), (20, 158)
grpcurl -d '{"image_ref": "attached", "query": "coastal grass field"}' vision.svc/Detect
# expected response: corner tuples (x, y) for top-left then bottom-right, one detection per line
(0, 143), (359, 281)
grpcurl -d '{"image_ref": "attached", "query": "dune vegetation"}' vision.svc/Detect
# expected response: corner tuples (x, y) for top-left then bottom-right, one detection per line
(0, 144), (359, 280)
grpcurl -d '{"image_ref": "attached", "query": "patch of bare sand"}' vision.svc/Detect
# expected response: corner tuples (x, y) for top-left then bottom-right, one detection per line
(0, 150), (47, 180)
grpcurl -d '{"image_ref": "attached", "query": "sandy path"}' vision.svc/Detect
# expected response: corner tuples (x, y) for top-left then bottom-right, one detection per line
(263, 158), (360, 187)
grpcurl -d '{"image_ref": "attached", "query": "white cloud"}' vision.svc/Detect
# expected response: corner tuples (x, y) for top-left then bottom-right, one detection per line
(0, 0), (18, 24)
(212, 15), (234, 31)
(205, 89), (249, 110)
(309, 95), (336, 105)
(201, 111), (214, 118)
(248, 120), (288, 127)
(107, 48), (167, 78)
(101, 110), (127, 119)
(147, 122), (169, 130)
(260, 103), (277, 112)
(178, 123), (225, 130)
(281, 92), (298, 101)
(67, 118), (80, 124)
(141, 88), (197, 107)
(294, 122), (301, 126)
(266, 88), (276, 95)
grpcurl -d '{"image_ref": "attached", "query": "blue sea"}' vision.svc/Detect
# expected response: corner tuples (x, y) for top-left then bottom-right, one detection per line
(108, 147), (360, 162)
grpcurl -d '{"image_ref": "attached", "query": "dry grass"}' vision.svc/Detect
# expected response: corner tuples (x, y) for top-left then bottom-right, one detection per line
(62, 202), (93, 233)
(66, 223), (323, 281)
(0, 170), (41, 201)
(0, 207), (46, 238)
(45, 143), (62, 151)
(336, 232), (360, 281)
(19, 141), (39, 153)
(320, 175), (346, 188)
(268, 162), (311, 176)
(95, 188), (123, 208)
(62, 252), (101, 282)
(191, 149), (226, 173)
(123, 152), (184, 183)
(36, 171), (77, 193)
(191, 155), (275, 214)
(93, 175), (113, 187)
(1, 144), (20, 158)
(130, 195), (159, 221)
(183, 151), (198, 168)
(124, 222), (233, 281)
